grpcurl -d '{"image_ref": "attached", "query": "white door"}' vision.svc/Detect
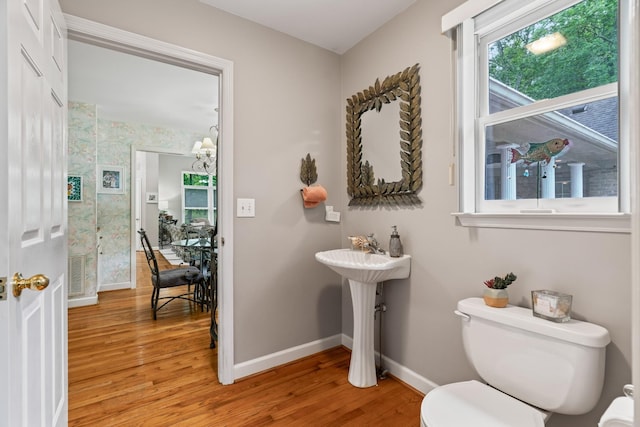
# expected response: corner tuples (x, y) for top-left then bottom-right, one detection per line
(0, 0), (68, 425)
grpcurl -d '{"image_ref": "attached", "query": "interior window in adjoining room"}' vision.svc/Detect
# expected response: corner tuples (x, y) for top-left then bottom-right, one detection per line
(182, 171), (217, 225)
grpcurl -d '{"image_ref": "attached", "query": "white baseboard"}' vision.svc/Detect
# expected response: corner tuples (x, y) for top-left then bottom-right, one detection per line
(340, 333), (353, 349)
(341, 333), (437, 395)
(68, 295), (98, 308)
(379, 352), (438, 395)
(234, 334), (342, 380)
(98, 281), (132, 292)
(233, 333), (438, 396)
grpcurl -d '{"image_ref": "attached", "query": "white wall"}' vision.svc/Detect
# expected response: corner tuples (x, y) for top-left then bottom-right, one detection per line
(340, 1), (631, 426)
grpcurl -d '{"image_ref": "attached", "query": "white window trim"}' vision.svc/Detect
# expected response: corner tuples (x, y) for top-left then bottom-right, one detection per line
(453, 212), (630, 233)
(442, 0), (583, 34)
(442, 0), (503, 33)
(445, 0), (634, 233)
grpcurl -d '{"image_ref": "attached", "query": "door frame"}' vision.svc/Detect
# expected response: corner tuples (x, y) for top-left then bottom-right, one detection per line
(65, 14), (235, 385)
(135, 175), (142, 251)
(626, 0), (640, 415)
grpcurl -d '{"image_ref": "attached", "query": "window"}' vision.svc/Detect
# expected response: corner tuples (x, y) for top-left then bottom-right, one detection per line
(182, 172), (217, 225)
(444, 0), (632, 232)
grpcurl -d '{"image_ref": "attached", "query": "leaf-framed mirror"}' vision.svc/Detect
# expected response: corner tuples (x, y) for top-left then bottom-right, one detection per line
(346, 63), (423, 206)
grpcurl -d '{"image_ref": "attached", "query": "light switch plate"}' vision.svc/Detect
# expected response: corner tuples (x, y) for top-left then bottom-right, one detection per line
(326, 211), (341, 222)
(237, 198), (255, 217)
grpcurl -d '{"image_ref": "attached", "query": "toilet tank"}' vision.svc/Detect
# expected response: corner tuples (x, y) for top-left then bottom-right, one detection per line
(457, 297), (610, 415)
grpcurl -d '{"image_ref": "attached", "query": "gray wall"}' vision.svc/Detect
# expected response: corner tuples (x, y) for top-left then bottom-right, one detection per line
(139, 153), (193, 246)
(141, 152), (160, 245)
(60, 0), (344, 362)
(61, 1), (632, 426)
(340, 2), (630, 427)
(139, 153), (196, 247)
(158, 154), (194, 223)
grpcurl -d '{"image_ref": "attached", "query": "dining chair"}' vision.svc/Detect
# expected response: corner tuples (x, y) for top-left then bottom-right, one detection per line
(182, 224), (208, 266)
(138, 229), (206, 319)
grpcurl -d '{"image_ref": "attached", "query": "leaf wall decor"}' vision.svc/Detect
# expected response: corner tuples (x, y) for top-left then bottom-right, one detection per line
(300, 153), (318, 186)
(346, 63), (423, 207)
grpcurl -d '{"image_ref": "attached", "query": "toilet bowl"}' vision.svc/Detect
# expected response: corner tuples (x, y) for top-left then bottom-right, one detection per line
(420, 380), (547, 427)
(420, 298), (610, 426)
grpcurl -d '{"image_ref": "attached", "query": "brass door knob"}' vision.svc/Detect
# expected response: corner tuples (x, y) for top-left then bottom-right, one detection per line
(12, 273), (50, 297)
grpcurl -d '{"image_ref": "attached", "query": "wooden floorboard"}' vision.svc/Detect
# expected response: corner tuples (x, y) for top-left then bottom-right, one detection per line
(68, 251), (424, 426)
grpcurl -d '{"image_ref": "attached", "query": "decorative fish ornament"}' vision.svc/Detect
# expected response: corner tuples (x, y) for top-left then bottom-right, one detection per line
(510, 138), (570, 165)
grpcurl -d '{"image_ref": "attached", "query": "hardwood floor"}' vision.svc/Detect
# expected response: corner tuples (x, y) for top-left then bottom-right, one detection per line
(68, 251), (423, 426)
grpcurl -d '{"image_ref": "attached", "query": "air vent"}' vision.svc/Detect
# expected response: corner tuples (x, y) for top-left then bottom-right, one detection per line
(68, 255), (85, 296)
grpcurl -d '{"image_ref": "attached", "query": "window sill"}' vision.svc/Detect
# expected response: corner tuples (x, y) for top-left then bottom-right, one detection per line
(452, 212), (630, 233)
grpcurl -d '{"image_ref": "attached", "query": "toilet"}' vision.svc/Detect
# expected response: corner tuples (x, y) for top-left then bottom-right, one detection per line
(598, 385), (634, 427)
(420, 297), (611, 426)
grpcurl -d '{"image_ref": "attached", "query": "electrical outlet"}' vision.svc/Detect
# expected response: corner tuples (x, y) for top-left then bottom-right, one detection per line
(237, 198), (255, 217)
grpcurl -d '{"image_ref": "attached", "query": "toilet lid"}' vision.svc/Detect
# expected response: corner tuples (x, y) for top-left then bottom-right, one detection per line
(421, 380), (546, 427)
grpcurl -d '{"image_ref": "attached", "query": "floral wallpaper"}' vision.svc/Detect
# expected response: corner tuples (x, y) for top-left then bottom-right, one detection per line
(68, 101), (201, 299)
(68, 102), (98, 297)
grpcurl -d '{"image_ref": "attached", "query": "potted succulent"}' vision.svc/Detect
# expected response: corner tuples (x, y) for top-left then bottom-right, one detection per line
(483, 272), (517, 308)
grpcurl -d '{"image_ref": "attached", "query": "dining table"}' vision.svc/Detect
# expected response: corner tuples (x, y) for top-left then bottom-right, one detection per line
(171, 238), (218, 348)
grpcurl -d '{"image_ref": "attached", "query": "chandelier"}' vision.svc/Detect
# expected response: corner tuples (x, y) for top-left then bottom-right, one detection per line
(191, 125), (218, 175)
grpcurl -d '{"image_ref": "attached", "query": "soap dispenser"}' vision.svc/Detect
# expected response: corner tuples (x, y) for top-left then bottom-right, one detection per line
(389, 225), (403, 257)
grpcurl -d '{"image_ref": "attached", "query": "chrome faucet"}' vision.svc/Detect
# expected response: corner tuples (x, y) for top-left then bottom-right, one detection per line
(366, 234), (386, 254)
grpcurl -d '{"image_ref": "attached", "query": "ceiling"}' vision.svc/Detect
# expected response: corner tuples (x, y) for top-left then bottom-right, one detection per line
(68, 40), (219, 136)
(68, 1), (415, 134)
(199, 0), (416, 54)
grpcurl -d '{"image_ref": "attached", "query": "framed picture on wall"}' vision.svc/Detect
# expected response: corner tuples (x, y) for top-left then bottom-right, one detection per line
(146, 192), (158, 203)
(67, 175), (83, 202)
(97, 165), (125, 194)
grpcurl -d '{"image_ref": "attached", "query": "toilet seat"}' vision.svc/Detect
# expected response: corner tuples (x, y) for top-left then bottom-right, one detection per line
(421, 380), (546, 427)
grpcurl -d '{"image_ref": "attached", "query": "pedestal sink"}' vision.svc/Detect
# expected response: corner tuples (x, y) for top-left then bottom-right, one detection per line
(315, 249), (411, 387)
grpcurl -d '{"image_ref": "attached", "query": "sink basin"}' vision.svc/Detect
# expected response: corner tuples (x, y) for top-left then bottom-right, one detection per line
(315, 248), (411, 388)
(315, 249), (411, 283)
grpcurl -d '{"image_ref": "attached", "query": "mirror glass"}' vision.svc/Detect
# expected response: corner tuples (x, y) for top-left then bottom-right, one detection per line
(361, 102), (402, 181)
(346, 64), (423, 206)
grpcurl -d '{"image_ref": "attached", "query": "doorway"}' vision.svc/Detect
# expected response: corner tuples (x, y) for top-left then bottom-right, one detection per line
(67, 16), (235, 384)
